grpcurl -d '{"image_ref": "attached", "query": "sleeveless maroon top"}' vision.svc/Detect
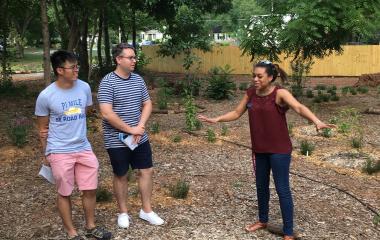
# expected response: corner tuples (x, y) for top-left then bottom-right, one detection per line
(246, 86), (292, 154)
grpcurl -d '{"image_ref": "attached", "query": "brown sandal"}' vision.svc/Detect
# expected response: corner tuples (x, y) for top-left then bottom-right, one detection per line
(245, 221), (268, 232)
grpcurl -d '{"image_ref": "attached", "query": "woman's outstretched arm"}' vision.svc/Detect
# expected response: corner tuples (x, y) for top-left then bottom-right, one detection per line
(198, 93), (250, 124)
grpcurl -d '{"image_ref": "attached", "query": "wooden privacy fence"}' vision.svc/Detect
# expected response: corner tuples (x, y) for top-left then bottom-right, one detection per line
(142, 45), (380, 77)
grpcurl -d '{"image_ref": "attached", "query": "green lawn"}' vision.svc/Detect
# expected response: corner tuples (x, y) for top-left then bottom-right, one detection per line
(10, 48), (44, 73)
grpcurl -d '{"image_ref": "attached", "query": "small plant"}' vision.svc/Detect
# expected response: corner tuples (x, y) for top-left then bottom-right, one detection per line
(150, 122), (160, 134)
(221, 124), (228, 136)
(172, 135), (182, 143)
(157, 86), (173, 110)
(96, 187), (112, 202)
(206, 128), (216, 143)
(338, 122), (351, 134)
(362, 158), (380, 175)
(206, 65), (235, 100)
(300, 140), (315, 156)
(184, 93), (202, 131)
(351, 136), (363, 148)
(341, 86), (351, 96)
(329, 117), (338, 124)
(373, 213), (380, 226)
(306, 89), (314, 98)
(239, 82), (249, 91)
(312, 95), (322, 103)
(321, 94), (330, 102)
(321, 128), (332, 138)
(327, 85), (337, 91)
(169, 179), (190, 199)
(330, 95), (340, 101)
(350, 87), (357, 95)
(357, 86), (369, 94)
(7, 116), (32, 147)
(314, 84), (327, 90)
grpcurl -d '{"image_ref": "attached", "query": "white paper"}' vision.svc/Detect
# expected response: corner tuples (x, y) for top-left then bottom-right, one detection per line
(119, 133), (138, 150)
(38, 165), (56, 184)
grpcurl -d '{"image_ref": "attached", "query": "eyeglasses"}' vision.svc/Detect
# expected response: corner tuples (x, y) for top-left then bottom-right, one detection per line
(59, 65), (80, 70)
(119, 56), (138, 61)
(259, 60), (272, 65)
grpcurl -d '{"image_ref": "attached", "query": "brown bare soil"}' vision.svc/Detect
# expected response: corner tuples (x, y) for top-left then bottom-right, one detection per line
(0, 79), (379, 240)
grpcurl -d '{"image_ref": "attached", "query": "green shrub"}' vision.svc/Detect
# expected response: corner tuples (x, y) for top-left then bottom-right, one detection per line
(169, 180), (190, 199)
(174, 74), (202, 97)
(239, 82), (249, 91)
(157, 86), (173, 110)
(291, 85), (303, 98)
(7, 117), (32, 147)
(362, 158), (380, 175)
(206, 128), (216, 143)
(312, 95), (322, 103)
(338, 122), (351, 134)
(357, 86), (369, 94)
(321, 94), (330, 102)
(317, 89), (323, 96)
(306, 89), (314, 98)
(350, 88), (357, 95)
(321, 128), (332, 138)
(221, 124), (228, 136)
(341, 86), (351, 96)
(300, 140), (315, 156)
(327, 85), (337, 91)
(150, 122), (160, 134)
(330, 95), (340, 101)
(351, 137), (363, 148)
(172, 135), (182, 143)
(96, 187), (112, 202)
(184, 94), (202, 131)
(314, 84), (327, 90)
(206, 65), (235, 100)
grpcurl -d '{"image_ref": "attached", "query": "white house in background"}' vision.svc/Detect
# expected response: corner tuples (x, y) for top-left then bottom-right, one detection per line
(140, 30), (164, 42)
(211, 26), (235, 44)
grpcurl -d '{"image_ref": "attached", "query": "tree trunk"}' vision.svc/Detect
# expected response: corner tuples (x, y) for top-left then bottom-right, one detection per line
(78, 11), (89, 81)
(103, 6), (111, 67)
(40, 0), (51, 86)
(88, 18), (98, 78)
(118, 13), (128, 43)
(97, 9), (103, 66)
(132, 7), (137, 50)
(52, 0), (68, 49)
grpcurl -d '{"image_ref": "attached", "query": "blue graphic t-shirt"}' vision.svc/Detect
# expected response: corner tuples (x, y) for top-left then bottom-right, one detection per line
(35, 80), (92, 155)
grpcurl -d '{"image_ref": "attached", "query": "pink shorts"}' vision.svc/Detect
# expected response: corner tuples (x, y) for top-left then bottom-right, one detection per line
(47, 150), (99, 196)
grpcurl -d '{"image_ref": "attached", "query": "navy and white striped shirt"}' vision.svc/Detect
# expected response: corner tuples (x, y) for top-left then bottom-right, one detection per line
(97, 72), (150, 149)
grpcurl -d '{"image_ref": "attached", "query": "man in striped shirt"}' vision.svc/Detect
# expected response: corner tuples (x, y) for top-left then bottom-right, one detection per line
(98, 43), (164, 228)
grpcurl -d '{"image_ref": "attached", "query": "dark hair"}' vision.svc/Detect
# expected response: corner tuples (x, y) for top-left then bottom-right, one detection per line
(254, 60), (288, 83)
(50, 50), (77, 76)
(112, 43), (135, 64)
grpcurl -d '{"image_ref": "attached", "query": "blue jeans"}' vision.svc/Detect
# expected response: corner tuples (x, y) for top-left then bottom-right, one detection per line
(255, 153), (294, 236)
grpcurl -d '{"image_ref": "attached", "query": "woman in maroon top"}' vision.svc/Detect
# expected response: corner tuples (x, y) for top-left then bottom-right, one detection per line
(198, 61), (334, 240)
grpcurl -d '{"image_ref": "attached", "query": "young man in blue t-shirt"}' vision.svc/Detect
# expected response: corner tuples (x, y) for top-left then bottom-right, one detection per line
(98, 43), (164, 228)
(35, 50), (111, 240)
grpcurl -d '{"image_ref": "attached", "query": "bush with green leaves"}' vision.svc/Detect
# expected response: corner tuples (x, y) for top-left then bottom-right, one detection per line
(96, 187), (112, 202)
(291, 85), (303, 98)
(300, 140), (315, 156)
(362, 158), (380, 175)
(312, 95), (322, 103)
(206, 65), (235, 100)
(338, 122), (351, 134)
(374, 214), (380, 226)
(306, 89), (314, 98)
(314, 84), (327, 90)
(357, 86), (369, 94)
(321, 94), (330, 102)
(150, 122), (160, 134)
(206, 128), (216, 143)
(7, 116), (32, 147)
(350, 87), (357, 95)
(341, 86), (351, 96)
(174, 74), (202, 97)
(330, 95), (340, 101)
(184, 93), (202, 131)
(169, 179), (190, 199)
(239, 82), (249, 91)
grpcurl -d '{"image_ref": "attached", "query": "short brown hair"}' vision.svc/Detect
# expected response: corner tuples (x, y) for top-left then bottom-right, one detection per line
(112, 43), (135, 64)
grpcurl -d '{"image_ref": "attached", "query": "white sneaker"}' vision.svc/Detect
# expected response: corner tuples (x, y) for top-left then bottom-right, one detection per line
(139, 209), (164, 225)
(117, 213), (130, 228)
